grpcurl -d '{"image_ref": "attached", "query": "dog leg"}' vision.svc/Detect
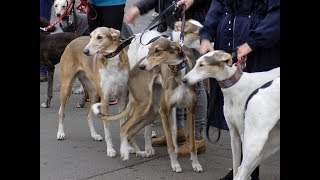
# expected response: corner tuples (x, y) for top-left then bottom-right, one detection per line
(135, 124), (156, 158)
(41, 68), (54, 108)
(87, 93), (103, 141)
(72, 79), (85, 94)
(229, 126), (242, 177)
(159, 104), (182, 173)
(171, 107), (178, 153)
(187, 106), (203, 173)
(57, 76), (76, 140)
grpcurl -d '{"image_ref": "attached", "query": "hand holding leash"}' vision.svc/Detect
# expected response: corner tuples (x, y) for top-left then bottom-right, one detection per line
(177, 0), (195, 10)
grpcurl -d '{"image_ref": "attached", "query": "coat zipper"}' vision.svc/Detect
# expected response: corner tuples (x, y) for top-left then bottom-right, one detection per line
(232, 16), (236, 50)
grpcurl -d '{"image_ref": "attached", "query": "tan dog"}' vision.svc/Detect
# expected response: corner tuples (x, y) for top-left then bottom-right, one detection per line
(57, 27), (130, 158)
(139, 38), (203, 173)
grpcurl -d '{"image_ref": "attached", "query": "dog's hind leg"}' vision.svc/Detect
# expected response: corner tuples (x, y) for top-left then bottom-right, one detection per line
(57, 73), (77, 140)
(41, 67), (55, 108)
(186, 104), (203, 173)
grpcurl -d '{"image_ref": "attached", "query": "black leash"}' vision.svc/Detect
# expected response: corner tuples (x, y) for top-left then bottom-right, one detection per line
(139, 1), (179, 45)
(103, 35), (135, 58)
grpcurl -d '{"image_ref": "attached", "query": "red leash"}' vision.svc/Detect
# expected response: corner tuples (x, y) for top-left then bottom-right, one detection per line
(40, 0), (75, 32)
(77, 0), (97, 20)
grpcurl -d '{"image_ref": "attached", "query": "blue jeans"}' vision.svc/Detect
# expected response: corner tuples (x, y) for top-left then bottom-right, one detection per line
(40, 0), (53, 75)
(176, 81), (207, 140)
(40, 0), (53, 21)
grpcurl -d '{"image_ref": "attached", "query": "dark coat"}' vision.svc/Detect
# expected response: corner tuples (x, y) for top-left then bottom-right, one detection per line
(200, 0), (280, 130)
(136, 0), (212, 32)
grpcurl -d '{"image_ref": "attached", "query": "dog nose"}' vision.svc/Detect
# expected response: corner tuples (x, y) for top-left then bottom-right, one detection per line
(182, 78), (188, 84)
(139, 64), (146, 70)
(57, 13), (61, 17)
(83, 49), (90, 55)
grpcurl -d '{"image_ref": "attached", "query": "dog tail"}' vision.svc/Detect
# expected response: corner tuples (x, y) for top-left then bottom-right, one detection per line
(101, 95), (133, 121)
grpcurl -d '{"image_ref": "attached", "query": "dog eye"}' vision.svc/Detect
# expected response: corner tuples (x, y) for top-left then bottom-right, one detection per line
(97, 36), (102, 40)
(54, 4), (57, 7)
(154, 49), (160, 53)
(199, 63), (203, 67)
(62, 5), (66, 8)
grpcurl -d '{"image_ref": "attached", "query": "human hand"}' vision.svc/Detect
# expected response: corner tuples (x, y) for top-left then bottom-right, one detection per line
(200, 39), (214, 55)
(124, 6), (141, 26)
(237, 43), (252, 61)
(177, 0), (195, 10)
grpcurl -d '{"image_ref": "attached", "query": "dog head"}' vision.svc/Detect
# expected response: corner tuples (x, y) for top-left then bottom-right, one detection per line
(83, 27), (121, 56)
(53, 0), (70, 19)
(172, 19), (202, 51)
(182, 50), (232, 85)
(139, 38), (184, 71)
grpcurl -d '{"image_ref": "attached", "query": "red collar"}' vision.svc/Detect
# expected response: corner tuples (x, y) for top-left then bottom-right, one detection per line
(218, 66), (243, 88)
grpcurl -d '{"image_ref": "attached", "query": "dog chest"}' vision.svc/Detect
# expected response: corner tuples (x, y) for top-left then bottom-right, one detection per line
(169, 84), (193, 107)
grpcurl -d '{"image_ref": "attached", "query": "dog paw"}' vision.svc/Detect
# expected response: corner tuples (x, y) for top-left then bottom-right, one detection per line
(107, 148), (116, 158)
(136, 149), (155, 158)
(91, 103), (101, 115)
(128, 146), (135, 154)
(192, 162), (203, 173)
(57, 132), (65, 140)
(151, 131), (157, 138)
(75, 103), (81, 108)
(92, 134), (103, 141)
(72, 87), (84, 94)
(171, 162), (182, 173)
(40, 103), (48, 108)
(121, 150), (130, 161)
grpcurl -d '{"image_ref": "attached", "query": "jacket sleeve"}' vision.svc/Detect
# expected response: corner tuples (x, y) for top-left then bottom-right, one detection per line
(247, 0), (280, 49)
(135, 0), (157, 15)
(193, 0), (212, 5)
(199, 0), (225, 42)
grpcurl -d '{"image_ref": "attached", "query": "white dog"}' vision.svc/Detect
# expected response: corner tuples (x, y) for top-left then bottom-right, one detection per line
(182, 50), (280, 180)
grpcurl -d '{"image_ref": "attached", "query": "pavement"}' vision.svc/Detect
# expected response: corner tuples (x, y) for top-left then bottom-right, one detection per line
(40, 0), (280, 179)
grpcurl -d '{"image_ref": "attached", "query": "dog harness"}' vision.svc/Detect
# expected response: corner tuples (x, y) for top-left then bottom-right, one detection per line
(244, 80), (274, 111)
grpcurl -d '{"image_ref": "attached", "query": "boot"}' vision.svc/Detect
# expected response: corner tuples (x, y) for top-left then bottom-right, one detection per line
(152, 129), (186, 146)
(178, 137), (206, 156)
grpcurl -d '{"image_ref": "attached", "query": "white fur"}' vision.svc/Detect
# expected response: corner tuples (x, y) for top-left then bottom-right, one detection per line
(184, 52), (280, 179)
(91, 103), (101, 115)
(57, 123), (65, 140)
(72, 84), (84, 94)
(170, 83), (193, 107)
(120, 135), (130, 161)
(191, 153), (203, 172)
(127, 30), (162, 69)
(188, 19), (203, 28)
(87, 115), (103, 141)
(169, 153), (182, 172)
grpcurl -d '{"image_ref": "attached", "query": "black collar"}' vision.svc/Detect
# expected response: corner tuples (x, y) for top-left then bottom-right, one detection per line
(168, 59), (187, 73)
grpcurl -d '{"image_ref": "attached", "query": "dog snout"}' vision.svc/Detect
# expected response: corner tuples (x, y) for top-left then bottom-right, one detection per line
(182, 78), (188, 84)
(83, 49), (90, 56)
(139, 64), (146, 70)
(56, 13), (61, 17)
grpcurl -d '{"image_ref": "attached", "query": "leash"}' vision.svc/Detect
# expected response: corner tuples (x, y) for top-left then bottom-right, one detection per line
(139, 1), (179, 45)
(179, 4), (186, 46)
(78, 0), (97, 20)
(231, 48), (247, 71)
(40, 0), (75, 32)
(103, 35), (136, 58)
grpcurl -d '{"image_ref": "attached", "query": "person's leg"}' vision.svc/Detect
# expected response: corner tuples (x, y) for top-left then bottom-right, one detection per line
(40, 0), (53, 82)
(87, 4), (102, 33)
(40, 0), (53, 21)
(100, 4), (125, 31)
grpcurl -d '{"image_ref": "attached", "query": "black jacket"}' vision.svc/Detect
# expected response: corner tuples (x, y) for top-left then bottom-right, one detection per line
(200, 0), (280, 130)
(136, 0), (212, 32)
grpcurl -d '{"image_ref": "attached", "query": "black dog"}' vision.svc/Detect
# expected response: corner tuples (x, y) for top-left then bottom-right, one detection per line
(40, 17), (87, 108)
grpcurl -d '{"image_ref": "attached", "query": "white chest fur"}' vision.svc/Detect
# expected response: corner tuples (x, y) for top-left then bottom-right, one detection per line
(99, 55), (129, 99)
(170, 83), (193, 107)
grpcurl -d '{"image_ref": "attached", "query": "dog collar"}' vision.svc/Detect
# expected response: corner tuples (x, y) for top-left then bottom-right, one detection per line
(168, 59), (187, 73)
(218, 66), (243, 88)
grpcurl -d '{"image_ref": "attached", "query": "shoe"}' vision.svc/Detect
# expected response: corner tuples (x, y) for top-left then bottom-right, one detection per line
(40, 73), (48, 82)
(219, 169), (233, 180)
(152, 129), (186, 146)
(178, 137), (206, 156)
(151, 12), (159, 21)
(108, 99), (118, 105)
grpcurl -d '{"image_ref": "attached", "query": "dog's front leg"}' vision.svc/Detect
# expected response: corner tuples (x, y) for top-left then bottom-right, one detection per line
(100, 96), (116, 158)
(159, 102), (182, 173)
(187, 104), (203, 173)
(229, 126), (242, 177)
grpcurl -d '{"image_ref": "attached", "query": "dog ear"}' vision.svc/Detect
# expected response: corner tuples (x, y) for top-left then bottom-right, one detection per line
(215, 51), (232, 63)
(109, 28), (120, 41)
(170, 42), (185, 58)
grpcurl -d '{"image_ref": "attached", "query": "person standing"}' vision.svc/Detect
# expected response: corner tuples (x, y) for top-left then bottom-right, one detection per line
(199, 0), (280, 179)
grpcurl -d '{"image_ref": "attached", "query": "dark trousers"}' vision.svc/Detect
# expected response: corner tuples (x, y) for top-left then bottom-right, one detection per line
(87, 4), (125, 32)
(40, 0), (53, 21)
